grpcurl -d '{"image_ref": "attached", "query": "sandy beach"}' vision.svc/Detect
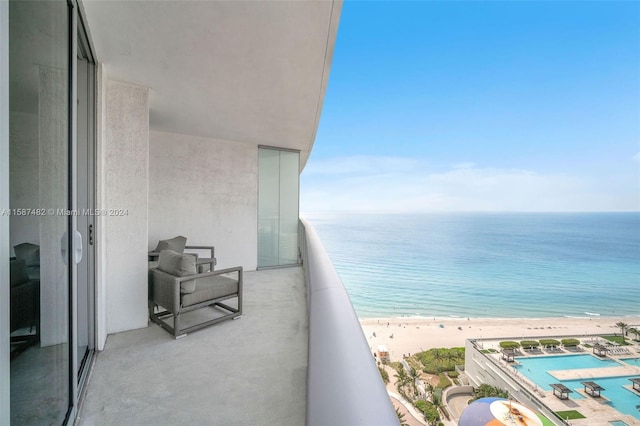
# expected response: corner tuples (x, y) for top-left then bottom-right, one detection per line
(360, 316), (640, 361)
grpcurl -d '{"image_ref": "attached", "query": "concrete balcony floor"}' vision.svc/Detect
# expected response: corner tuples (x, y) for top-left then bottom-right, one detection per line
(78, 267), (307, 425)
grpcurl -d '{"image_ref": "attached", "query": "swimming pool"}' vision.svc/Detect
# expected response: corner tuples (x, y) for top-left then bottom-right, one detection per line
(514, 355), (640, 420)
(621, 357), (640, 367)
(516, 354), (620, 372)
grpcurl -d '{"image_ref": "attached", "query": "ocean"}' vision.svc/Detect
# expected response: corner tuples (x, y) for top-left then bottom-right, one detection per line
(304, 212), (640, 319)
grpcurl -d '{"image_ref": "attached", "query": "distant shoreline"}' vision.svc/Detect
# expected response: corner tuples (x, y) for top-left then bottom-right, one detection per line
(359, 313), (640, 321)
(359, 315), (640, 360)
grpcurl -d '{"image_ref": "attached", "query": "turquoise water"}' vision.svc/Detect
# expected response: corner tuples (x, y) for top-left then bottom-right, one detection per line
(515, 354), (620, 374)
(621, 358), (640, 367)
(514, 355), (640, 420)
(306, 212), (640, 319)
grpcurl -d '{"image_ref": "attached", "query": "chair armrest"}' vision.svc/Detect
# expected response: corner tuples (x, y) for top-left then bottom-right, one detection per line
(175, 266), (241, 282)
(185, 245), (215, 259)
(174, 267), (243, 298)
(150, 268), (181, 314)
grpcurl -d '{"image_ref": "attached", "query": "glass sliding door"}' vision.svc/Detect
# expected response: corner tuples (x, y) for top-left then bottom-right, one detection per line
(258, 147), (300, 268)
(76, 39), (95, 388)
(8, 0), (71, 423)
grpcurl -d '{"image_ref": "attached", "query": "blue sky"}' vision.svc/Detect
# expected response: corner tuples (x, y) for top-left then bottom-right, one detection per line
(300, 1), (640, 213)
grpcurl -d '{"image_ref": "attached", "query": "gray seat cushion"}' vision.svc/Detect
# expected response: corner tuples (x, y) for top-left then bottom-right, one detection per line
(154, 236), (187, 254)
(181, 275), (238, 308)
(157, 250), (197, 293)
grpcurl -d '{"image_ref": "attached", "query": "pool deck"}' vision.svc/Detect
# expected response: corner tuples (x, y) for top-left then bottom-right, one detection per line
(549, 365), (640, 381)
(478, 338), (640, 425)
(543, 387), (639, 426)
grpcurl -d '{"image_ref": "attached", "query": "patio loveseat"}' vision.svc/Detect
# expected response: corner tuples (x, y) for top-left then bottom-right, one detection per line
(149, 250), (242, 338)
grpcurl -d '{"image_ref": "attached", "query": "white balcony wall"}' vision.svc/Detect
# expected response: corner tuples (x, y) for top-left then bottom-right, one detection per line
(102, 80), (149, 336)
(149, 130), (258, 271)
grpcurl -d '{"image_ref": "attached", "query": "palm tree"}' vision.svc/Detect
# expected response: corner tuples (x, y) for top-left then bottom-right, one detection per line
(431, 393), (444, 425)
(615, 321), (628, 337)
(628, 327), (639, 341)
(409, 367), (420, 397)
(395, 407), (409, 426)
(425, 382), (435, 401)
(394, 368), (409, 395)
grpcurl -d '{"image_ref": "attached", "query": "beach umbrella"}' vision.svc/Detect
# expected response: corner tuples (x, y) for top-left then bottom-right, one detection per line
(459, 397), (554, 426)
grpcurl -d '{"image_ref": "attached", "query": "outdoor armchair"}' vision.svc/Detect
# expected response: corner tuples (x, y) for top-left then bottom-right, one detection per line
(149, 250), (242, 338)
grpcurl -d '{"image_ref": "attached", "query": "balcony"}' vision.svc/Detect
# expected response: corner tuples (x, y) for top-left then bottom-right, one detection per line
(77, 221), (397, 425)
(78, 267), (308, 425)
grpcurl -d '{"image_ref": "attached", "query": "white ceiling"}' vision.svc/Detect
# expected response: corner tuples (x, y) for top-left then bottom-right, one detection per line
(81, 0), (341, 168)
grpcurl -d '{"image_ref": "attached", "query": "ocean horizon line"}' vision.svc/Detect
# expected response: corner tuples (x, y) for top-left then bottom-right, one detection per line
(358, 314), (640, 322)
(302, 210), (640, 215)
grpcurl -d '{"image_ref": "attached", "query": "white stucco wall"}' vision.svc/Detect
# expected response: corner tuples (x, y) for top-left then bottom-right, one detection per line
(104, 80), (149, 334)
(149, 130), (258, 271)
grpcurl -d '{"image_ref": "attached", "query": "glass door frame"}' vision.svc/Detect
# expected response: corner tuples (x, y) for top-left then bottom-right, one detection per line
(1, 1), (11, 423)
(0, 1), (97, 423)
(69, 0), (97, 419)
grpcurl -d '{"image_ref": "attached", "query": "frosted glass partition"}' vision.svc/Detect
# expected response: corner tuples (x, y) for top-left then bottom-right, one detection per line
(258, 147), (299, 268)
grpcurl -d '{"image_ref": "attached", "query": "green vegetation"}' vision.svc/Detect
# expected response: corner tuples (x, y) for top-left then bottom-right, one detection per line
(406, 347), (466, 425)
(602, 335), (630, 346)
(413, 347), (465, 374)
(561, 338), (580, 347)
(539, 339), (561, 347)
(405, 356), (422, 371)
(499, 341), (520, 349)
(520, 340), (539, 348)
(408, 367), (420, 398)
(378, 367), (389, 384)
(437, 373), (452, 389)
(414, 400), (440, 425)
(389, 361), (404, 372)
(394, 366), (409, 397)
(395, 407), (409, 426)
(555, 410), (586, 420)
(628, 327), (639, 341)
(470, 384), (509, 402)
(615, 321), (628, 336)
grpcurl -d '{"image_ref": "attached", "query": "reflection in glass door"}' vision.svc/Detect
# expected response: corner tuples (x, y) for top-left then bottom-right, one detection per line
(8, 0), (71, 423)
